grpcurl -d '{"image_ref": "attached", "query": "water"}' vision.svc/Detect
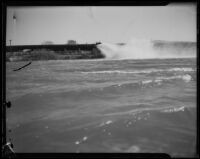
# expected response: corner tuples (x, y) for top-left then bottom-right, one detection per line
(6, 57), (196, 157)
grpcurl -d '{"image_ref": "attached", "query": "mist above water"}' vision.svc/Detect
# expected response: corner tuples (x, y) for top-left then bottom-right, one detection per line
(97, 38), (196, 60)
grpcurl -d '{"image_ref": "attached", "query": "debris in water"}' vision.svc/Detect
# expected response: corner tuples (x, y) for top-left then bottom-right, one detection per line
(75, 141), (80, 145)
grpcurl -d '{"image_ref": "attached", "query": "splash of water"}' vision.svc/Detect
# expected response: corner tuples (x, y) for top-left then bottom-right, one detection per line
(97, 38), (196, 60)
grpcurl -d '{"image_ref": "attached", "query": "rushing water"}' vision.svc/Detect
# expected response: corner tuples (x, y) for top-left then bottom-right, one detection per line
(6, 58), (196, 157)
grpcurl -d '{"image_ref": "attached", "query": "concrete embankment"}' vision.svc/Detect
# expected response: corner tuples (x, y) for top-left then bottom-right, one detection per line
(6, 43), (105, 61)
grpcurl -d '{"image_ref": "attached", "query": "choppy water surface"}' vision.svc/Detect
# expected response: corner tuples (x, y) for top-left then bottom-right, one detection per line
(6, 58), (196, 157)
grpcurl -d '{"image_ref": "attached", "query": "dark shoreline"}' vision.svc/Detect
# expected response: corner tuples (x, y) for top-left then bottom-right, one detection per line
(6, 43), (105, 62)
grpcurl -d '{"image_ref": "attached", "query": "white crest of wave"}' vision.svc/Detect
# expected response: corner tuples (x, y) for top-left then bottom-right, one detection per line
(156, 74), (192, 82)
(97, 37), (196, 60)
(181, 74), (192, 82)
(161, 106), (185, 113)
(81, 67), (194, 74)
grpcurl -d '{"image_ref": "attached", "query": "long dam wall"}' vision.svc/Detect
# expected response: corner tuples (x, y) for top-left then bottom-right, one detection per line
(6, 43), (105, 61)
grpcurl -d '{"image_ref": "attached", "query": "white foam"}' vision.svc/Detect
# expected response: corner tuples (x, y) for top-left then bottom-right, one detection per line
(97, 38), (156, 60)
(168, 68), (194, 72)
(126, 145), (140, 152)
(156, 74), (192, 82)
(140, 74), (192, 87)
(81, 67), (194, 75)
(82, 136), (88, 141)
(142, 80), (152, 84)
(161, 106), (185, 113)
(75, 136), (88, 145)
(154, 79), (162, 82)
(97, 38), (196, 60)
(128, 121), (132, 125)
(182, 74), (192, 82)
(154, 79), (162, 85)
(99, 120), (113, 127)
(105, 120), (113, 124)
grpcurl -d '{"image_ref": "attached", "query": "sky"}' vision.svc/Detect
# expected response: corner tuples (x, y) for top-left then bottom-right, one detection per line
(6, 3), (196, 45)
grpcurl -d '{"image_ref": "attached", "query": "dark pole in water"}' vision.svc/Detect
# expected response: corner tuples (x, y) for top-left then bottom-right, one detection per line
(9, 40), (12, 46)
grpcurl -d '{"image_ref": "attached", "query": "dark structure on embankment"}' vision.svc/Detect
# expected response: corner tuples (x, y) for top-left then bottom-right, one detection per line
(6, 43), (101, 52)
(6, 43), (104, 61)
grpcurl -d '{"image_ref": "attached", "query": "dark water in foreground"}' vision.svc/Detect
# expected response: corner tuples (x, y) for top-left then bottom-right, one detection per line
(6, 58), (196, 157)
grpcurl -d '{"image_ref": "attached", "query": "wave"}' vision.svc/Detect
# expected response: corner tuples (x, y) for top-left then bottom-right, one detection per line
(103, 105), (193, 117)
(54, 74), (193, 100)
(111, 74), (193, 90)
(97, 38), (196, 60)
(81, 67), (194, 74)
(118, 74), (192, 88)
